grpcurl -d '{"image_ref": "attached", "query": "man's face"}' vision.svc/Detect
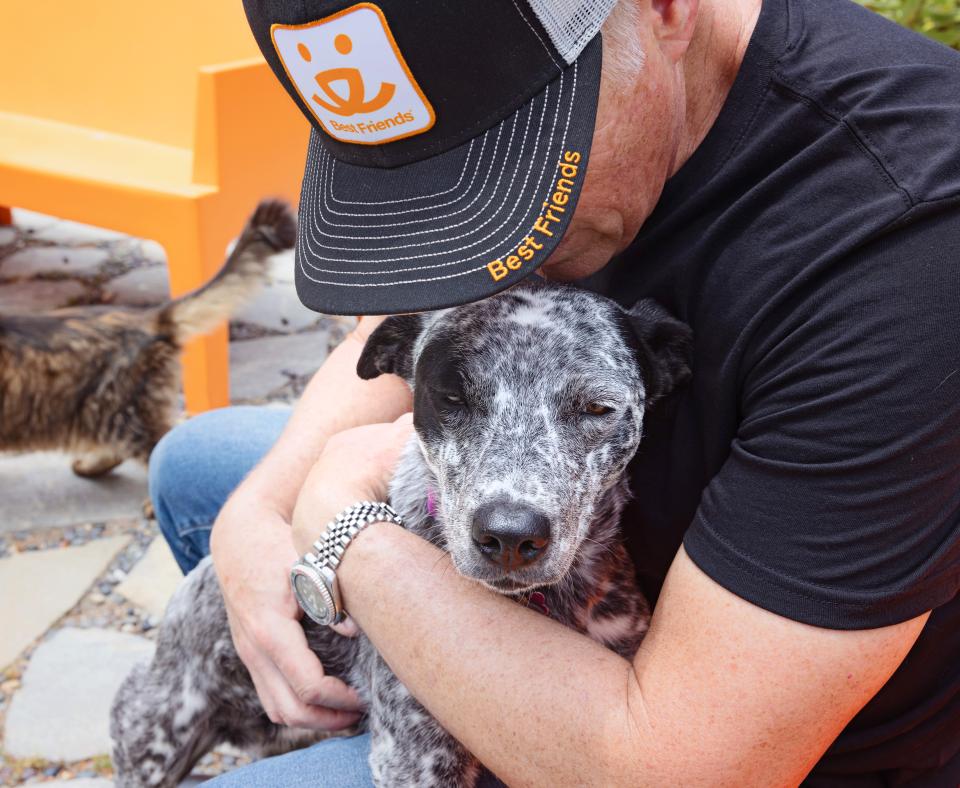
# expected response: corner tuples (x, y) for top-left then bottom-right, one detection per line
(540, 4), (691, 282)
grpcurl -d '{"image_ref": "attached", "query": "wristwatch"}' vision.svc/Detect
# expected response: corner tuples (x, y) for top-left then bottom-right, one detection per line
(290, 501), (403, 626)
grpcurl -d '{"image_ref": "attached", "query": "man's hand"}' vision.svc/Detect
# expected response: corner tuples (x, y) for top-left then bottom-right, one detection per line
(291, 415), (414, 556)
(210, 496), (363, 730)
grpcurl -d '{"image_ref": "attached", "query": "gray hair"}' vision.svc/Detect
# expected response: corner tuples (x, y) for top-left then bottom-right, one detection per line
(601, 0), (646, 87)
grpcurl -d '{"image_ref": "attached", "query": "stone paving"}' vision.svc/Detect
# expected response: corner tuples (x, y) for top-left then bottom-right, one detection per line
(0, 209), (354, 785)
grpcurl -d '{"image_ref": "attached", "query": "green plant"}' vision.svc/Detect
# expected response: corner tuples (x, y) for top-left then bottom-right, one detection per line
(856, 0), (960, 49)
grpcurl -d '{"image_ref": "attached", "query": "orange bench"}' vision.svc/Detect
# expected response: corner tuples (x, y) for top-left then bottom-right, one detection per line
(0, 1), (310, 412)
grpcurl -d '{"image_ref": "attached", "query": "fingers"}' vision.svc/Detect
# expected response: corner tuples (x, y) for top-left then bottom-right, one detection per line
(263, 617), (364, 713)
(226, 598), (363, 731)
(332, 615), (361, 638)
(248, 647), (361, 730)
(387, 414), (415, 453)
(374, 415), (415, 474)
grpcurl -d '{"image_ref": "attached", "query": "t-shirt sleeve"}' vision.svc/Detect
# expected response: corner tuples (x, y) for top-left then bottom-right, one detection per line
(683, 208), (960, 629)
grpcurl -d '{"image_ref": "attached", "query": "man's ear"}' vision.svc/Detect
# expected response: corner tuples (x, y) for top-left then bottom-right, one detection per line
(356, 314), (423, 383)
(623, 299), (693, 406)
(650, 0), (699, 64)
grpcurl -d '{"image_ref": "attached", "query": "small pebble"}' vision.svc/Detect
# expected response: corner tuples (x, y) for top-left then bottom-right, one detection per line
(89, 592), (107, 605)
(43, 765), (61, 777)
(21, 767), (36, 779)
(77, 769), (96, 778)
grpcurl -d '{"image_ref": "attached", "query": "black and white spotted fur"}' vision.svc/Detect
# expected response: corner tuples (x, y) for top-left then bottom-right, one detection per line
(110, 280), (692, 788)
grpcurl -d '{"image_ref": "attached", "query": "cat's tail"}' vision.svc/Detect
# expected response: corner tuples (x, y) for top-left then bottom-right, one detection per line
(157, 199), (296, 344)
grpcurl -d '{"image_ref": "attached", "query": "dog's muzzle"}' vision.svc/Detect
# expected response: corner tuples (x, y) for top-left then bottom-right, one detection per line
(471, 500), (552, 571)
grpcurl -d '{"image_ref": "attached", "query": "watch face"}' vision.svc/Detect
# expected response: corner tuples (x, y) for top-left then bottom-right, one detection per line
(293, 571), (330, 624)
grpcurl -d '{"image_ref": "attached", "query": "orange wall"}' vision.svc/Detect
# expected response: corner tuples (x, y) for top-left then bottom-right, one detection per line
(0, 1), (264, 148)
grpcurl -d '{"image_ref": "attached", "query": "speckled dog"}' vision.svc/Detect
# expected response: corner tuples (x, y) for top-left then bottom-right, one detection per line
(110, 280), (692, 788)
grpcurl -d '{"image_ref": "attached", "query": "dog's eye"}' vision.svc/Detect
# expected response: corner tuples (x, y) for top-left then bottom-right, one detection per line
(443, 393), (465, 407)
(584, 402), (614, 416)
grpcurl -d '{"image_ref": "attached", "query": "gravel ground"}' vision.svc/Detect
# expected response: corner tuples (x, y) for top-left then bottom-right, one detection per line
(0, 519), (252, 785)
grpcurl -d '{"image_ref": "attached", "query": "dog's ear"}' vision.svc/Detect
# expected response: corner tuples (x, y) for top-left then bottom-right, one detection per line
(623, 299), (693, 407)
(356, 314), (423, 383)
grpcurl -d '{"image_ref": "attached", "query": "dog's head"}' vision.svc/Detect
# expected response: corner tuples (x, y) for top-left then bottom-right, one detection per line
(358, 281), (691, 592)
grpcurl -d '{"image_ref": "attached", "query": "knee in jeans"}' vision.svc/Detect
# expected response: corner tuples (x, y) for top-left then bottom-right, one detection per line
(149, 413), (230, 571)
(148, 410), (227, 528)
(148, 406), (289, 573)
(150, 421), (193, 512)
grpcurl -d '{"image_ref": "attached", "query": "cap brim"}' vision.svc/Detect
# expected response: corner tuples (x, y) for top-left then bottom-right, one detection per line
(294, 36), (601, 316)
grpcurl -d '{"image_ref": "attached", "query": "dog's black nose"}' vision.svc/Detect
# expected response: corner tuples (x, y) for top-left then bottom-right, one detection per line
(471, 501), (551, 570)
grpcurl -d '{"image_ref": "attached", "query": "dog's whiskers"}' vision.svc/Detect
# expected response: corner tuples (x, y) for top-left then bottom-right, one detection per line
(580, 534), (621, 561)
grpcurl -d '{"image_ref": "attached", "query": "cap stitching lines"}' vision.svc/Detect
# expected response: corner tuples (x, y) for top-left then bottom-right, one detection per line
(304, 80), (547, 252)
(306, 83), (534, 243)
(323, 132), (489, 217)
(314, 111), (521, 235)
(318, 124), (501, 223)
(326, 139), (477, 207)
(509, 0), (562, 69)
(296, 63), (573, 280)
(307, 109), (518, 240)
(295, 61), (577, 284)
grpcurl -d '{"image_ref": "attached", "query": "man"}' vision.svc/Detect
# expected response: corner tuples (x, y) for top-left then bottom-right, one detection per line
(151, 0), (960, 784)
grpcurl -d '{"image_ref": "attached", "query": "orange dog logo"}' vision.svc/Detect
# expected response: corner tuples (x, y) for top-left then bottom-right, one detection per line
(272, 3), (435, 145)
(305, 34), (396, 116)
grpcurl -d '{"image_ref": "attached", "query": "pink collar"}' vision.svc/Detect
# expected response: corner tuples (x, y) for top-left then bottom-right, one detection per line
(526, 591), (550, 616)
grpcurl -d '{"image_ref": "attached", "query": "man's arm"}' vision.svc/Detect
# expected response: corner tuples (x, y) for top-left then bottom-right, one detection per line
(209, 317), (412, 730)
(345, 526), (926, 786)
(292, 423), (928, 786)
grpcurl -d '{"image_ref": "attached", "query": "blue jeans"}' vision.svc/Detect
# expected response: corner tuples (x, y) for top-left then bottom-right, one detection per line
(151, 407), (502, 787)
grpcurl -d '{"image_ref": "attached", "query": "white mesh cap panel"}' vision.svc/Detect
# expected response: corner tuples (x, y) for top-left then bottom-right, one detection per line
(525, 0), (618, 64)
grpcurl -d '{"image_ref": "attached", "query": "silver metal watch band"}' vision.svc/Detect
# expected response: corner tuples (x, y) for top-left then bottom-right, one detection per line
(291, 500), (404, 627)
(311, 501), (403, 570)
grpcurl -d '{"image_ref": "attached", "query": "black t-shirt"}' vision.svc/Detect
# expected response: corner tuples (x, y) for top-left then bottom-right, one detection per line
(590, 0), (960, 784)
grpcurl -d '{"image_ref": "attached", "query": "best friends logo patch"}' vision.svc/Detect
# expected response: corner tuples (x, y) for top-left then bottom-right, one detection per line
(272, 3), (435, 145)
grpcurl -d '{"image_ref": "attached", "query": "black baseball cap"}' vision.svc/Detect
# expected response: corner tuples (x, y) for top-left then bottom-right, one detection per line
(242, 0), (614, 315)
